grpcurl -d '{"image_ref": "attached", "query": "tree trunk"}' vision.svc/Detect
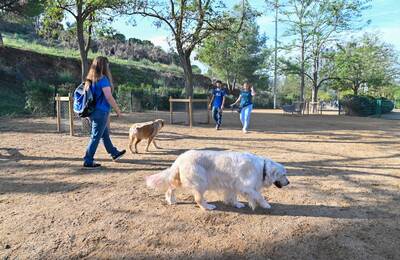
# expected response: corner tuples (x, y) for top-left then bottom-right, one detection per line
(226, 80), (231, 93)
(0, 32), (3, 47)
(311, 86), (319, 113)
(312, 86), (318, 102)
(300, 42), (305, 102)
(225, 71), (231, 93)
(311, 57), (319, 112)
(353, 85), (358, 96)
(76, 16), (89, 81)
(232, 74), (237, 90)
(180, 52), (194, 98)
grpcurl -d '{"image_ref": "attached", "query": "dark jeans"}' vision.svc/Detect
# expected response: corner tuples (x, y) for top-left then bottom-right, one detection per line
(212, 106), (222, 126)
(83, 109), (118, 164)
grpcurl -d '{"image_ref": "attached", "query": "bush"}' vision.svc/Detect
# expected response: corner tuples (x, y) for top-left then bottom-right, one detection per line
(115, 85), (215, 112)
(116, 84), (181, 112)
(56, 70), (75, 85)
(380, 98), (395, 114)
(24, 80), (54, 115)
(341, 95), (394, 116)
(253, 92), (273, 109)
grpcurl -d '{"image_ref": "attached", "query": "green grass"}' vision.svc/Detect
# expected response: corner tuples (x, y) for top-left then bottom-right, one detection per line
(3, 33), (183, 76)
(0, 87), (27, 116)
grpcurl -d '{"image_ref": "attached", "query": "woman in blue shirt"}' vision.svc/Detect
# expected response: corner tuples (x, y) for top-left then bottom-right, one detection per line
(231, 82), (256, 133)
(83, 56), (126, 168)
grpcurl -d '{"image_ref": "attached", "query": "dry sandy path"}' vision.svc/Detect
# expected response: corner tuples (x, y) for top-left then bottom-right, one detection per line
(0, 110), (399, 259)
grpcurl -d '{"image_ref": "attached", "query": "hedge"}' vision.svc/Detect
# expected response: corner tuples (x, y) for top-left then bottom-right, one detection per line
(341, 94), (394, 116)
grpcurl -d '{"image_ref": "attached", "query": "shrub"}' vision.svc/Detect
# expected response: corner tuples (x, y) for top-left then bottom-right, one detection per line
(380, 98), (395, 114)
(56, 70), (75, 85)
(341, 95), (394, 116)
(116, 83), (138, 112)
(23, 80), (54, 115)
(115, 85), (216, 111)
(253, 92), (273, 109)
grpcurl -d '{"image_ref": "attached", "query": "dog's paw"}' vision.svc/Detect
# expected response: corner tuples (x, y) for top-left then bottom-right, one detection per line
(166, 197), (177, 205)
(234, 202), (246, 209)
(203, 203), (216, 210)
(260, 202), (272, 209)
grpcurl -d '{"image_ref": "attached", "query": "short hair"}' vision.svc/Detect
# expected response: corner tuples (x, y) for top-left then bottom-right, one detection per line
(215, 80), (222, 84)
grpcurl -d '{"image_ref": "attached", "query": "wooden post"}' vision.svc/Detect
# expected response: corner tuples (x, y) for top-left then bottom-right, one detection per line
(56, 94), (61, 132)
(207, 96), (210, 124)
(189, 97), (193, 128)
(169, 96), (173, 124)
(68, 93), (74, 136)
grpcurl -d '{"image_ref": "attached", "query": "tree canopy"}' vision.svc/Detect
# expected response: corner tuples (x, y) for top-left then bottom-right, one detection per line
(42, 0), (126, 80)
(197, 3), (267, 91)
(331, 33), (399, 96)
(122, 0), (245, 97)
(277, 0), (371, 102)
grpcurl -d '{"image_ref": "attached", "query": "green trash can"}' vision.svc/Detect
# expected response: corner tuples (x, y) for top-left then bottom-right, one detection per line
(376, 99), (382, 117)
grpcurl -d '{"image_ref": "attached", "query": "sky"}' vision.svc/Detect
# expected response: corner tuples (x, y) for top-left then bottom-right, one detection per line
(111, 0), (400, 73)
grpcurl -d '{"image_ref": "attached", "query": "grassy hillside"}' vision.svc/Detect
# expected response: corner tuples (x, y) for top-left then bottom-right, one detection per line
(3, 33), (183, 75)
(0, 34), (210, 116)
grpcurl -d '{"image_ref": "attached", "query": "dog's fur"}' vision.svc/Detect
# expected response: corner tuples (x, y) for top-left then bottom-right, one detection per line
(128, 119), (164, 153)
(146, 150), (289, 210)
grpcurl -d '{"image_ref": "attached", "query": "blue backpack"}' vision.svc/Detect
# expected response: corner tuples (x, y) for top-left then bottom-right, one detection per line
(73, 82), (95, 117)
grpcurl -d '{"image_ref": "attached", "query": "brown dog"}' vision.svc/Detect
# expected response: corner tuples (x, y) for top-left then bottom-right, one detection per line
(128, 119), (164, 153)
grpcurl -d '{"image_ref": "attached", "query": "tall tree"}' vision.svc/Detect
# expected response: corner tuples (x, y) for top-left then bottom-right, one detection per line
(331, 34), (399, 96)
(43, 0), (124, 80)
(279, 0), (313, 102)
(306, 0), (370, 105)
(0, 0), (44, 46)
(197, 4), (266, 92)
(123, 0), (244, 97)
(277, 0), (370, 103)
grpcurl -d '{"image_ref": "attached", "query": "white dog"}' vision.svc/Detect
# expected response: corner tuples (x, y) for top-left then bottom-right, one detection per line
(146, 150), (289, 211)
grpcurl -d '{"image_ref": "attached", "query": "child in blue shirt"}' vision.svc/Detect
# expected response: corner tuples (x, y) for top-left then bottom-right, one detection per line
(209, 80), (226, 130)
(231, 82), (256, 133)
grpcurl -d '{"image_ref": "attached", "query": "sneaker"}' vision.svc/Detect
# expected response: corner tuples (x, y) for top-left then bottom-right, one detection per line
(216, 124), (220, 130)
(112, 150), (126, 161)
(83, 162), (101, 169)
(242, 129), (248, 134)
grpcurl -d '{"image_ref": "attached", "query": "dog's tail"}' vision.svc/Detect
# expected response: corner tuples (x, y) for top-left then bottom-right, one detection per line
(145, 164), (180, 191)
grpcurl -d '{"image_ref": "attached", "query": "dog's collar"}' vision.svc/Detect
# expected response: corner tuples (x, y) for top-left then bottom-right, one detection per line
(262, 160), (267, 182)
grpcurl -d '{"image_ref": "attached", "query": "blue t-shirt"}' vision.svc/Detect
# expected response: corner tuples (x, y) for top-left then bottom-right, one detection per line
(212, 88), (226, 108)
(91, 76), (111, 112)
(240, 90), (252, 108)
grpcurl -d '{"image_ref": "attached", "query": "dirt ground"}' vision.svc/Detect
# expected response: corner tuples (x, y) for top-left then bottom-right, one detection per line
(0, 110), (399, 259)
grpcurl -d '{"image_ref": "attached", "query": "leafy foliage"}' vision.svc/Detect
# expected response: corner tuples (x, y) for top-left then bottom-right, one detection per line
(23, 80), (54, 115)
(123, 0), (245, 97)
(198, 3), (268, 91)
(341, 94), (394, 116)
(277, 0), (371, 101)
(41, 0), (127, 79)
(331, 34), (399, 96)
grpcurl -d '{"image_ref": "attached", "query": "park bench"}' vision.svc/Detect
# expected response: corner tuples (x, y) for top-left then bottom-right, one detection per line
(282, 102), (304, 115)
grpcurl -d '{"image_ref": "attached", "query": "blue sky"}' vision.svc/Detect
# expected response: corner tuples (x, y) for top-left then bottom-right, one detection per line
(111, 0), (400, 71)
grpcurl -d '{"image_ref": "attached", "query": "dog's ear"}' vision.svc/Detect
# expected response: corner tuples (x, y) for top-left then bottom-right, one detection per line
(265, 160), (279, 180)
